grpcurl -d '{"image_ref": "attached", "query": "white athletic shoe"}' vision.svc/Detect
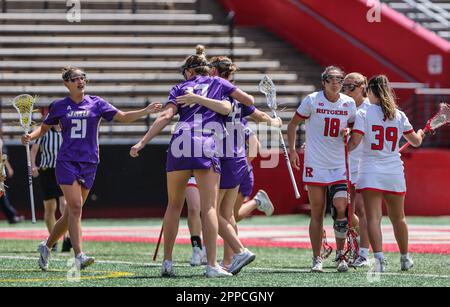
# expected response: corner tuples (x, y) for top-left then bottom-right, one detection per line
(37, 241), (50, 271)
(352, 255), (370, 268)
(205, 265), (233, 278)
(190, 247), (204, 266)
(400, 255), (414, 271)
(254, 190), (274, 216)
(227, 248), (256, 275)
(335, 252), (349, 273)
(200, 247), (207, 265)
(311, 256), (323, 273)
(374, 258), (387, 273)
(75, 253), (95, 270)
(161, 260), (176, 277)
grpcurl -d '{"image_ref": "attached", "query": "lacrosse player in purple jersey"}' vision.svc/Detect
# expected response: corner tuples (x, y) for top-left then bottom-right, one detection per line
(21, 66), (162, 271)
(130, 45), (255, 278)
(209, 56), (280, 274)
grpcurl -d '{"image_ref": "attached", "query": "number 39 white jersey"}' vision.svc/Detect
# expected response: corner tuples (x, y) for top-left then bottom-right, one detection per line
(296, 91), (357, 169)
(352, 104), (413, 175)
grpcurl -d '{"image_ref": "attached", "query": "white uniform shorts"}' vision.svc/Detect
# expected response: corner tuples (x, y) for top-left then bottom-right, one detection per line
(303, 165), (350, 186)
(187, 177), (198, 188)
(356, 172), (406, 195)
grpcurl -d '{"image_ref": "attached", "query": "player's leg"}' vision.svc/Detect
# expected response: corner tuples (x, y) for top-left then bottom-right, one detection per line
(362, 190), (386, 271)
(186, 184), (206, 266)
(383, 193), (413, 270)
(43, 198), (57, 234)
(354, 191), (370, 266)
(308, 185), (326, 272)
(163, 170), (191, 262)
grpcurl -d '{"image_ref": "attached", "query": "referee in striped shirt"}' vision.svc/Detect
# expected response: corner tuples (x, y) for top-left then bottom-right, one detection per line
(31, 107), (70, 252)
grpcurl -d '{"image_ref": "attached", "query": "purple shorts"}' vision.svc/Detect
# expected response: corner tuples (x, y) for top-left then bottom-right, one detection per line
(166, 134), (221, 173)
(219, 157), (248, 190)
(55, 160), (98, 190)
(238, 169), (254, 197)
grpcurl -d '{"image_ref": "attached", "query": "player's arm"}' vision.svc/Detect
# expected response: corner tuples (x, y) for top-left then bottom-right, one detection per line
(176, 92), (232, 115)
(21, 124), (51, 145)
(230, 88), (254, 106)
(130, 104), (177, 157)
(249, 109), (282, 127)
(403, 129), (425, 147)
(287, 114), (304, 170)
(247, 133), (261, 163)
(114, 102), (163, 123)
(348, 131), (363, 152)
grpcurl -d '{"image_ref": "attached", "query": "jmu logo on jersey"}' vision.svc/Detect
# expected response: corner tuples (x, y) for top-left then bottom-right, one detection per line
(67, 110), (90, 118)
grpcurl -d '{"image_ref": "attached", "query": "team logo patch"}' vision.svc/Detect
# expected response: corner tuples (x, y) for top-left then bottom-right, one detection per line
(342, 102), (348, 107)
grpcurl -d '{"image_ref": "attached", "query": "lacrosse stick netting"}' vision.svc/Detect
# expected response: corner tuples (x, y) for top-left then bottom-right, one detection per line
(258, 76), (301, 199)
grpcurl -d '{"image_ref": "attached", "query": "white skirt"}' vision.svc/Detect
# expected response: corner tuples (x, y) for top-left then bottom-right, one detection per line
(356, 172), (406, 195)
(303, 165), (350, 186)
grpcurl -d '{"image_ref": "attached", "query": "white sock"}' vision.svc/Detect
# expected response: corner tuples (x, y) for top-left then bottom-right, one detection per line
(374, 252), (384, 260)
(401, 253), (410, 259)
(359, 248), (369, 259)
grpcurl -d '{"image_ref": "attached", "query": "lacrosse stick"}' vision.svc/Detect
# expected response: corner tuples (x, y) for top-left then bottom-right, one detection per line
(400, 103), (450, 153)
(12, 94), (37, 224)
(343, 134), (359, 264)
(321, 230), (333, 259)
(258, 75), (301, 199)
(152, 223), (164, 261)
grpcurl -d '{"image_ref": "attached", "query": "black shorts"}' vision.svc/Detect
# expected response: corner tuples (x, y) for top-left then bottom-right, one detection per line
(39, 168), (63, 201)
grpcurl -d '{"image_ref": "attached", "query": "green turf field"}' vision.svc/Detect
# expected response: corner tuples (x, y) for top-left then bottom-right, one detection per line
(1, 216), (450, 287)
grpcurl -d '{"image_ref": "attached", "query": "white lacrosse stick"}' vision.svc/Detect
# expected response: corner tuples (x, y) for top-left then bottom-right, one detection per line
(12, 94), (37, 224)
(259, 75), (301, 199)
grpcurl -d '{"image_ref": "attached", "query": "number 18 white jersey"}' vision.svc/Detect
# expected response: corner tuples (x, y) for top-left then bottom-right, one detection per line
(296, 91), (357, 169)
(352, 104), (413, 175)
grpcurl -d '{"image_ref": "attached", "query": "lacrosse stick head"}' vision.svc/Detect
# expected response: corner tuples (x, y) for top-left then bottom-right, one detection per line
(345, 228), (360, 264)
(12, 94), (38, 133)
(258, 75), (277, 110)
(425, 103), (450, 134)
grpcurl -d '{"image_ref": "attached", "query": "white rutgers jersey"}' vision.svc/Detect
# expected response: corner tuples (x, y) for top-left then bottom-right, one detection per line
(353, 104), (413, 175)
(296, 91), (357, 169)
(349, 99), (371, 173)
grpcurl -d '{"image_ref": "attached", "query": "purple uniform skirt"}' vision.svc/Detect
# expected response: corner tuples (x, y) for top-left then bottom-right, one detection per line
(219, 157), (249, 190)
(238, 167), (254, 197)
(55, 160), (98, 190)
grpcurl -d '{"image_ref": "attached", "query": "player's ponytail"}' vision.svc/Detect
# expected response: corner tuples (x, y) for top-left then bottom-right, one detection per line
(368, 75), (397, 120)
(210, 56), (237, 81)
(180, 45), (210, 77)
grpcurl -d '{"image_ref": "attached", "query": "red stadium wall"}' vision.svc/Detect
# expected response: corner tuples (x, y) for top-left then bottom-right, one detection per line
(251, 149), (450, 216)
(220, 0), (450, 87)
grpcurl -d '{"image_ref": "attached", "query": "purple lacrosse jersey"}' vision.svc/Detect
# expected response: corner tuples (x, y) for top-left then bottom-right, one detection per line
(44, 95), (118, 164)
(220, 99), (256, 159)
(165, 75), (236, 172)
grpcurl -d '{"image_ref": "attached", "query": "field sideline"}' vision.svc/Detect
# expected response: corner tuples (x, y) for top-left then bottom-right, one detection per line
(0, 215), (450, 287)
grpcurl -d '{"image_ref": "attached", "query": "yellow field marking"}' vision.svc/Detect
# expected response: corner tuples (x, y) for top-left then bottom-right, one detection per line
(0, 269), (135, 283)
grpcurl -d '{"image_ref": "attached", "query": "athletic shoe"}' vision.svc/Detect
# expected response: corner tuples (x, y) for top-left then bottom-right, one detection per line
(219, 260), (230, 271)
(336, 256), (349, 273)
(227, 248), (256, 275)
(254, 190), (274, 216)
(352, 255), (370, 268)
(374, 258), (387, 272)
(38, 241), (51, 271)
(75, 253), (95, 270)
(205, 265), (233, 278)
(190, 246), (204, 266)
(161, 260), (176, 277)
(400, 255), (414, 271)
(200, 246), (207, 265)
(61, 236), (72, 252)
(311, 256), (323, 273)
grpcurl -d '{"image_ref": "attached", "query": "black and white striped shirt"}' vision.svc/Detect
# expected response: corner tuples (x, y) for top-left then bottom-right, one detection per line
(36, 128), (62, 168)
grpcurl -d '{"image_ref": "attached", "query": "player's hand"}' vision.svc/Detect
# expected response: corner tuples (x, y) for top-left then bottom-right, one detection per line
(146, 102), (163, 114)
(340, 128), (350, 140)
(32, 166), (39, 178)
(271, 117), (282, 128)
(21, 134), (31, 145)
(417, 129), (425, 139)
(130, 142), (143, 158)
(176, 92), (199, 108)
(289, 148), (300, 171)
